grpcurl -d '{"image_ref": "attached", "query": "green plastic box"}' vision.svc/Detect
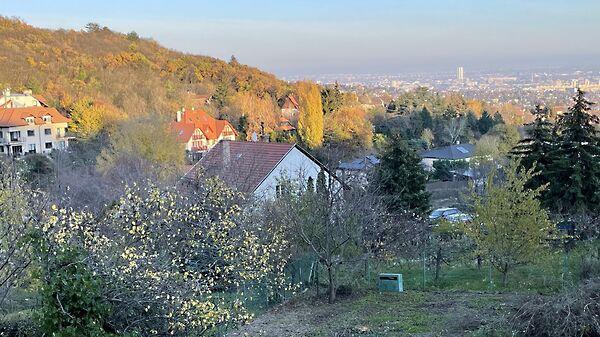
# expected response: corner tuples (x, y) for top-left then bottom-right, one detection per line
(378, 273), (403, 292)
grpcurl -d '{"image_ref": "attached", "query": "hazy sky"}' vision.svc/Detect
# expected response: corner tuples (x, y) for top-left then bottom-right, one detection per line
(3, 0), (600, 76)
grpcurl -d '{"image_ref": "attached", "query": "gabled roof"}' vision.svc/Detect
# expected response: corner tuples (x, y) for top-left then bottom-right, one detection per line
(186, 141), (296, 193)
(280, 94), (299, 110)
(170, 121), (196, 143)
(338, 155), (380, 171)
(420, 144), (475, 160)
(0, 106), (70, 127)
(171, 109), (236, 142)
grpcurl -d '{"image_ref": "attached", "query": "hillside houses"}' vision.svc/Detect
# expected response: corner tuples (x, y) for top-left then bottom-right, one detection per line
(170, 108), (237, 157)
(0, 90), (71, 156)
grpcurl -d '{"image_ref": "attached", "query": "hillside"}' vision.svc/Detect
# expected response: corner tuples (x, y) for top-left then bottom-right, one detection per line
(0, 17), (288, 127)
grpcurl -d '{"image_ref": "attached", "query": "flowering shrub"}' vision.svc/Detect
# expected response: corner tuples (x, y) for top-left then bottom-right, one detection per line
(36, 179), (290, 336)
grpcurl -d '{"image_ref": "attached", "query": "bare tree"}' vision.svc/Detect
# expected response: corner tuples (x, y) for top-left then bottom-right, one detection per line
(0, 158), (48, 307)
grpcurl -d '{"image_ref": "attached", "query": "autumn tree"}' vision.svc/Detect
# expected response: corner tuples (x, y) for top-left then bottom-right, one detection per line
(69, 98), (122, 139)
(464, 160), (552, 286)
(324, 105), (373, 152)
(296, 81), (324, 148)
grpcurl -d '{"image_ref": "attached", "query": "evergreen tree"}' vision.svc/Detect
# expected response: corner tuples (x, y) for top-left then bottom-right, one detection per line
(237, 115), (249, 140)
(321, 82), (343, 115)
(477, 111), (494, 135)
(213, 81), (230, 110)
(546, 89), (600, 212)
(511, 105), (554, 191)
(373, 134), (430, 215)
(492, 112), (505, 125)
(419, 107), (433, 130)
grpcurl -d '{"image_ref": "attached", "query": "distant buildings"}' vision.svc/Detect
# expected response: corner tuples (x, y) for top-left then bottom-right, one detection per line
(184, 140), (338, 199)
(0, 89), (48, 108)
(457, 66), (464, 81)
(170, 108), (237, 157)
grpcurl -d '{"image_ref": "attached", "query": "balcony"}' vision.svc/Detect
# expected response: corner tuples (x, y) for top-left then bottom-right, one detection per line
(1, 137), (25, 144)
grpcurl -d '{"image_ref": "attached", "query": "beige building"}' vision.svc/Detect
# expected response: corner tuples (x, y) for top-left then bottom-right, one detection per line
(0, 106), (71, 156)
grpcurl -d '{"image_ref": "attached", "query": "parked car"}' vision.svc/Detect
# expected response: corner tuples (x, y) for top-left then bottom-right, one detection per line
(429, 207), (472, 223)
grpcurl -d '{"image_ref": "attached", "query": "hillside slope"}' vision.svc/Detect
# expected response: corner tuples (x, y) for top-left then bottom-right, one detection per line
(0, 17), (287, 123)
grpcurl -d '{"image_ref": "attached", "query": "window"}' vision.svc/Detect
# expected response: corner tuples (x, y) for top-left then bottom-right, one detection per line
(275, 185), (283, 197)
(44, 128), (51, 135)
(9, 131), (20, 141)
(0, 131), (3, 138)
(25, 117), (34, 124)
(27, 130), (34, 137)
(56, 128), (62, 136)
(42, 115), (52, 123)
(45, 142), (53, 149)
(28, 144), (36, 153)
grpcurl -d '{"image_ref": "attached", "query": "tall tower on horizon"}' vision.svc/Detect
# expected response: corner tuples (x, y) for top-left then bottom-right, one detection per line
(457, 66), (464, 81)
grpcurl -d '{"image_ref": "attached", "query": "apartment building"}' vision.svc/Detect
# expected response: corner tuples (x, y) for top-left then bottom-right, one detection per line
(0, 106), (71, 156)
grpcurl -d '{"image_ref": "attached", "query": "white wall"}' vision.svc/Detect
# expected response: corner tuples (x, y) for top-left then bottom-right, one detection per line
(254, 147), (331, 199)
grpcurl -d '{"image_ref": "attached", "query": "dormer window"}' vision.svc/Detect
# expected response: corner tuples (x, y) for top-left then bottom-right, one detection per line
(25, 117), (34, 125)
(42, 115), (52, 123)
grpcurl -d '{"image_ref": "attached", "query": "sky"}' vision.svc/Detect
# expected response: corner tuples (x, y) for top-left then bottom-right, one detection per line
(3, 0), (600, 76)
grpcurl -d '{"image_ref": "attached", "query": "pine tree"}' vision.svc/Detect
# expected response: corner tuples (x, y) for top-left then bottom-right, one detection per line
(477, 111), (494, 135)
(511, 105), (554, 191)
(373, 134), (430, 215)
(546, 89), (600, 212)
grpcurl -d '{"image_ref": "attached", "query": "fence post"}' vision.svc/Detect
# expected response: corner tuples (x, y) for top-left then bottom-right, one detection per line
(422, 252), (426, 290)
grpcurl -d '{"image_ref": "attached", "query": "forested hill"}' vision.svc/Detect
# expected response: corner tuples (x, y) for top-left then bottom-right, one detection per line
(0, 17), (288, 118)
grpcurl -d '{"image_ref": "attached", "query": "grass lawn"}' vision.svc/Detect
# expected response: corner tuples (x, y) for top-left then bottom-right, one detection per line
(227, 289), (523, 337)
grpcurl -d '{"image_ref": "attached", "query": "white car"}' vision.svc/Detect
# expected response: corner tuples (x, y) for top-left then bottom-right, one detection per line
(429, 207), (472, 223)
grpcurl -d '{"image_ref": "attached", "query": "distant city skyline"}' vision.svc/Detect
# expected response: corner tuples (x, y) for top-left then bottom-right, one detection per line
(3, 0), (600, 77)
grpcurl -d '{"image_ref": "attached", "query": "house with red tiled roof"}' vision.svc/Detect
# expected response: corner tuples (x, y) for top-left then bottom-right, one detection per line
(278, 94), (300, 121)
(170, 108), (237, 155)
(0, 105), (71, 156)
(184, 140), (340, 198)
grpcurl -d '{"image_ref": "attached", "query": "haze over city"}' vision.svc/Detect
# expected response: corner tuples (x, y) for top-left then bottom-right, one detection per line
(4, 0), (600, 76)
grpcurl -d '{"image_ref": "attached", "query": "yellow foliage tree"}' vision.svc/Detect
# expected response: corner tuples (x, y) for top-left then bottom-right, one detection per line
(324, 105), (372, 150)
(69, 98), (123, 139)
(296, 81), (324, 148)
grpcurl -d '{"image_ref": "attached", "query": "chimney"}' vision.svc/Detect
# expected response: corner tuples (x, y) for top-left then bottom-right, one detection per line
(222, 141), (231, 167)
(3, 88), (10, 98)
(176, 110), (182, 122)
(23, 89), (32, 96)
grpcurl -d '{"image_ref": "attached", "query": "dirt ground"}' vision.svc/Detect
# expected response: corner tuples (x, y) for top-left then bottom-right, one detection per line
(227, 290), (526, 337)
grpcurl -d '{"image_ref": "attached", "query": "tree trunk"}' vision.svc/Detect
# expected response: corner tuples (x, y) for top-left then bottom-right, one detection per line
(477, 255), (482, 270)
(434, 246), (442, 281)
(327, 265), (336, 304)
(501, 263), (509, 286)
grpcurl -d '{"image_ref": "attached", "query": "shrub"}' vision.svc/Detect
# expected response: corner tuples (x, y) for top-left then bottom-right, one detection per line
(511, 278), (600, 337)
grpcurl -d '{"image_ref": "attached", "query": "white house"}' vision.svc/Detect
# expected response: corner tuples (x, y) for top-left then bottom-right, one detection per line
(184, 140), (340, 199)
(0, 89), (48, 108)
(0, 106), (71, 156)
